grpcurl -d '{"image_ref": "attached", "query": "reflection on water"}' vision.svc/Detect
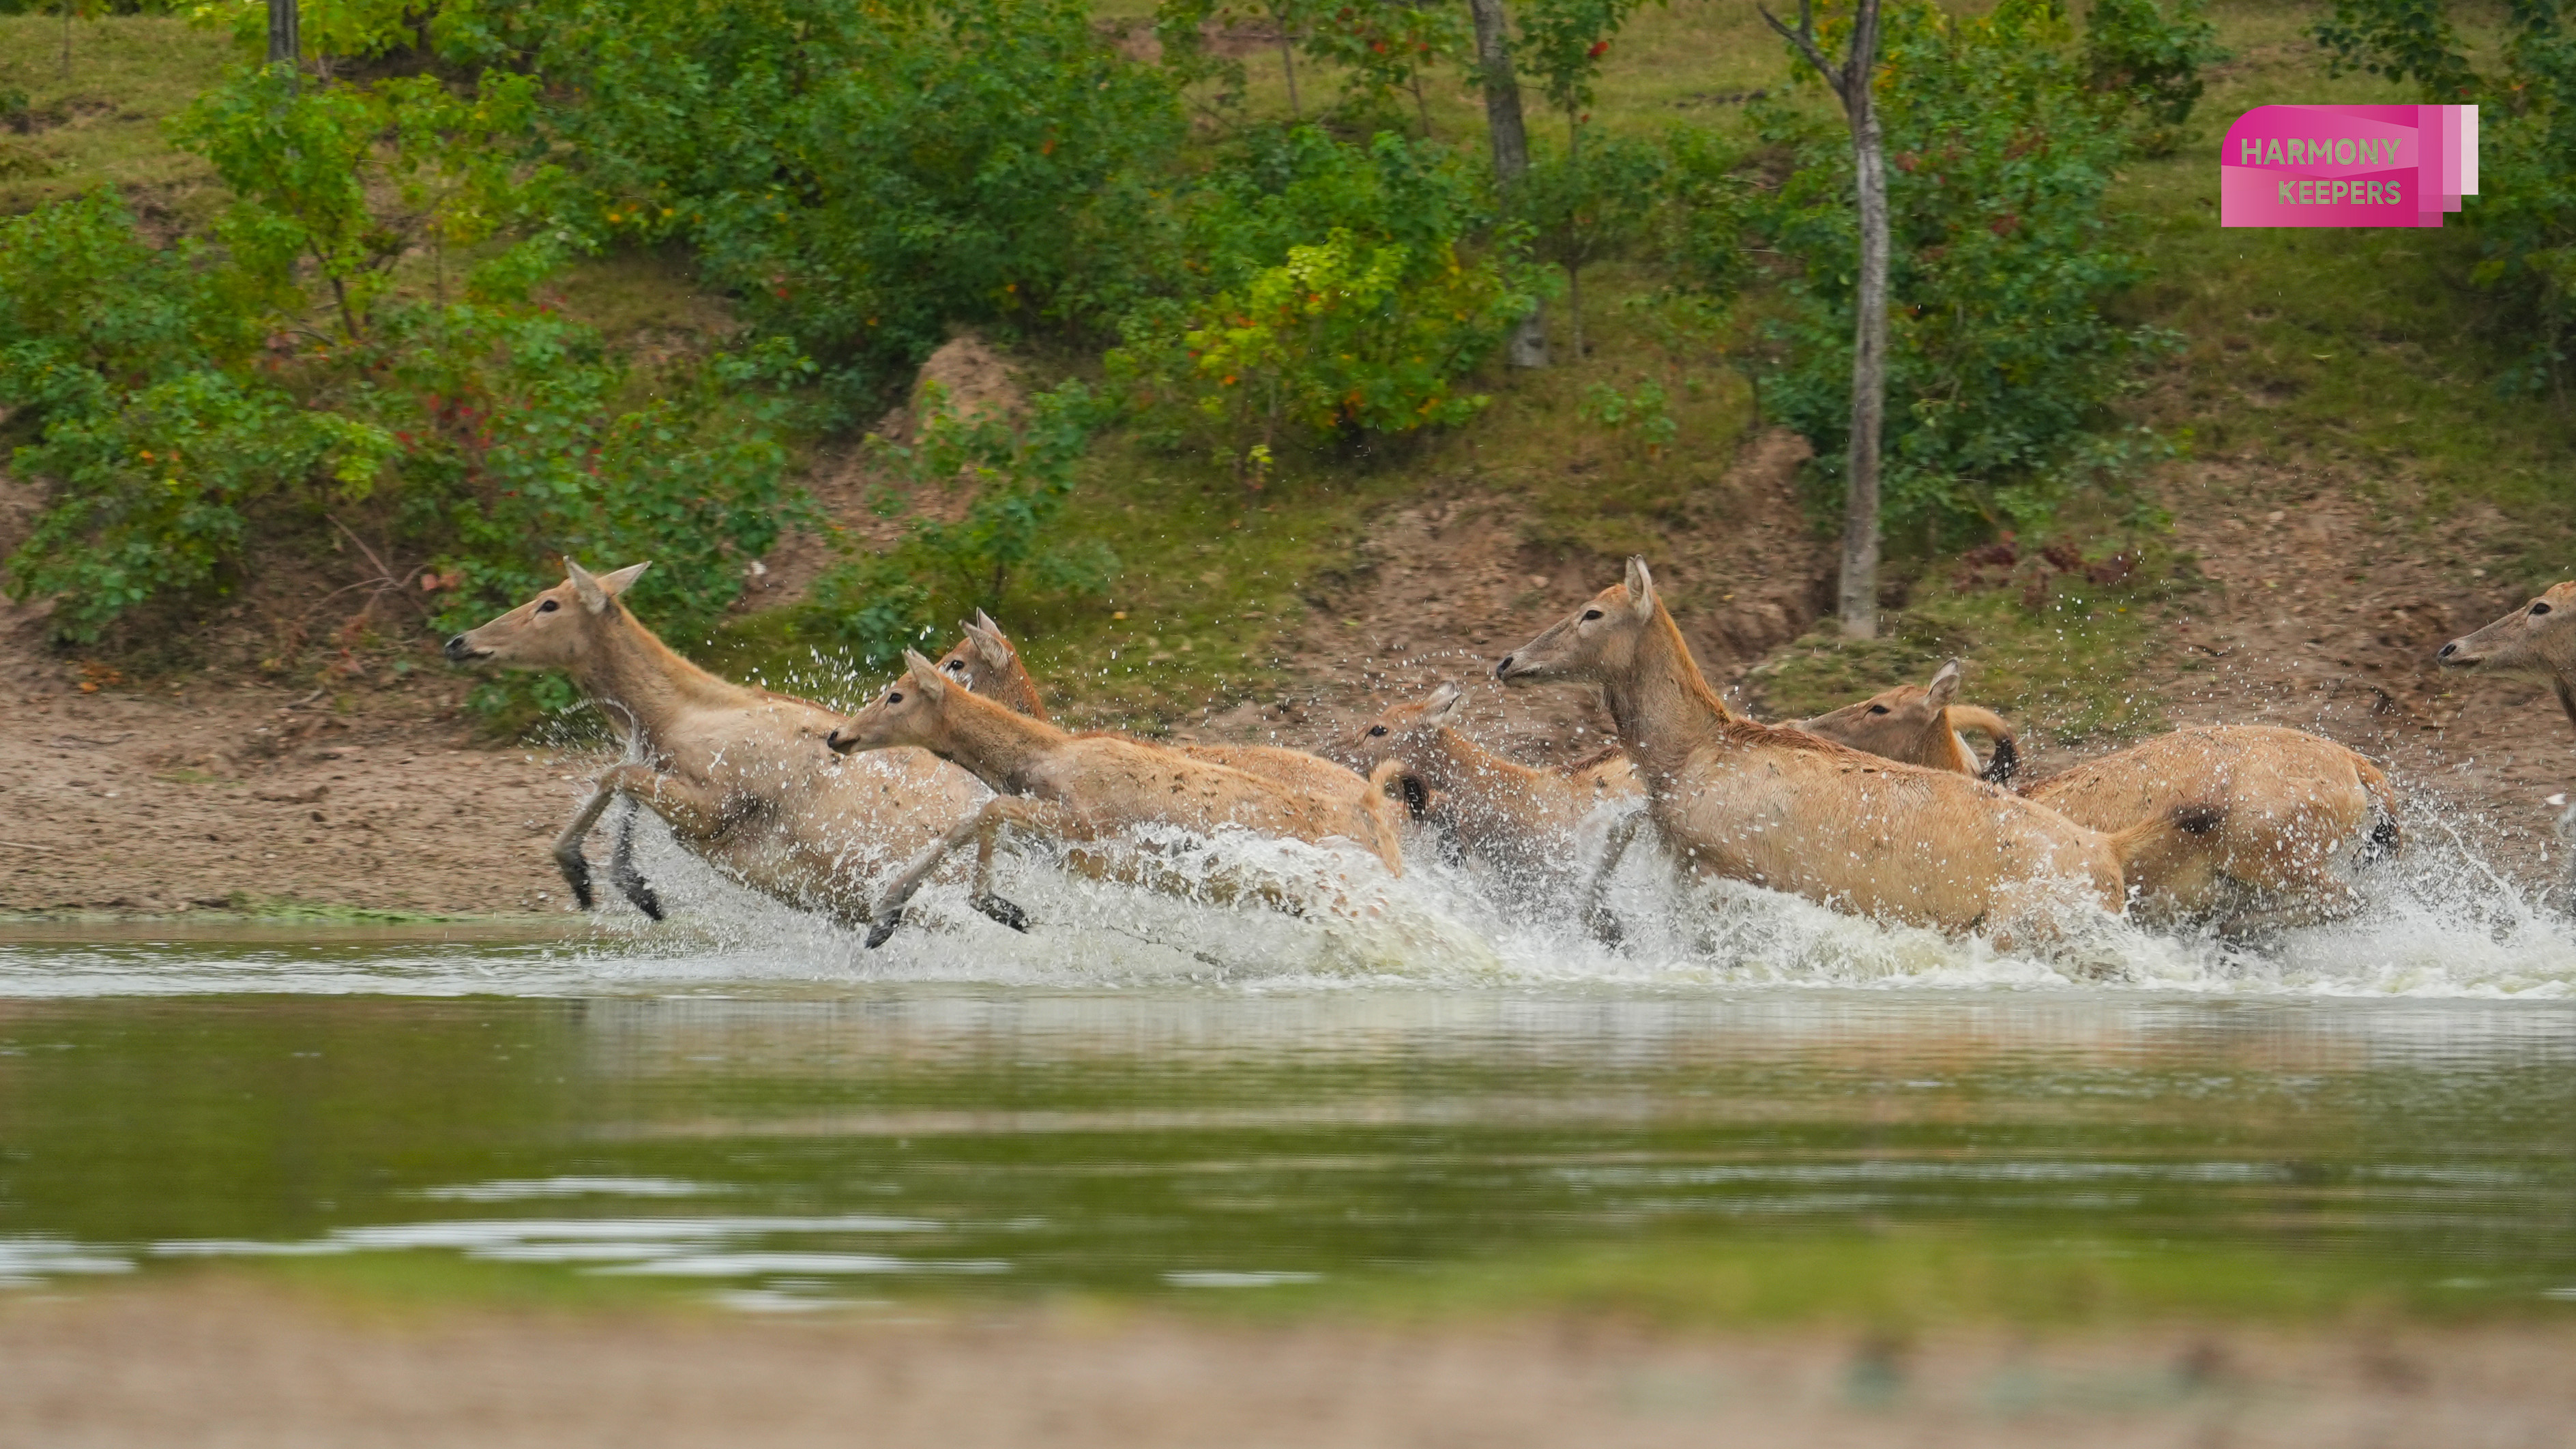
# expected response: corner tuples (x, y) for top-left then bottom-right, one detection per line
(2, 974), (2573, 1316)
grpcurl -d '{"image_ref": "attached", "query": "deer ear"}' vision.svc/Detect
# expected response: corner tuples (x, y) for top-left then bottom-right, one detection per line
(1624, 557), (1657, 621)
(596, 561), (650, 600)
(967, 617), (1012, 660)
(902, 649), (949, 699)
(1926, 660), (1962, 707)
(565, 559), (609, 613)
(1424, 682), (1462, 718)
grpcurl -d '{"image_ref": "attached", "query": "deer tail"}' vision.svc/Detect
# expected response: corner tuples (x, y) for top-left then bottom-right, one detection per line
(2107, 800), (2227, 876)
(1364, 759), (1411, 877)
(2352, 752), (2403, 860)
(1948, 705), (2021, 787)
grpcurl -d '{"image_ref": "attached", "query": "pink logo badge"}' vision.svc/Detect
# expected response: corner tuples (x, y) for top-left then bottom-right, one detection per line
(2221, 105), (2479, 228)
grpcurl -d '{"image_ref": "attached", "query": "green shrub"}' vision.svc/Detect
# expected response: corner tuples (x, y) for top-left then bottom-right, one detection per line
(1108, 127), (1543, 482)
(2314, 0), (2576, 394)
(1748, 0), (2174, 547)
(435, 0), (1186, 377)
(802, 381), (1115, 671)
(2079, 0), (2222, 154)
(0, 78), (804, 653)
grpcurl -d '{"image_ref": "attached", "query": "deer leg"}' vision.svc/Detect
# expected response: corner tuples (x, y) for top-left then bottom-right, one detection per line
(596, 763), (728, 838)
(1581, 809), (1646, 946)
(967, 798), (1062, 934)
(866, 797), (1070, 948)
(606, 795), (664, 922)
(551, 785), (620, 910)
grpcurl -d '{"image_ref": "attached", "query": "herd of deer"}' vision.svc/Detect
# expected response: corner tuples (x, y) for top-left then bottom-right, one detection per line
(440, 556), (2574, 954)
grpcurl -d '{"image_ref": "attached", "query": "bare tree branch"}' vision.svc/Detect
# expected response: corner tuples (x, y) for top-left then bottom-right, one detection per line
(1756, 0), (1843, 104)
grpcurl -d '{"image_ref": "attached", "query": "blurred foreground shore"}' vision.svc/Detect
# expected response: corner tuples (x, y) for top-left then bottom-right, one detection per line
(7, 1282), (2573, 1449)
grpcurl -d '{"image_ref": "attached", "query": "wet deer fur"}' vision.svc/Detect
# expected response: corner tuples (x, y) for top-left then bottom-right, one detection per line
(828, 647), (1409, 947)
(1493, 559), (2221, 941)
(445, 561), (986, 924)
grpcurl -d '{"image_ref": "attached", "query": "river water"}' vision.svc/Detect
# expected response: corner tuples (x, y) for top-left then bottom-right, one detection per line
(4, 834), (2574, 1322)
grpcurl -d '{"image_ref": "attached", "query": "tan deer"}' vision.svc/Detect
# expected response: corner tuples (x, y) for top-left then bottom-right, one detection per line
(1796, 663), (2401, 933)
(1493, 559), (2221, 944)
(2438, 580), (2576, 859)
(1339, 683), (1643, 937)
(1792, 661), (2018, 783)
(825, 648), (1409, 947)
(933, 611), (1369, 802)
(445, 561), (986, 924)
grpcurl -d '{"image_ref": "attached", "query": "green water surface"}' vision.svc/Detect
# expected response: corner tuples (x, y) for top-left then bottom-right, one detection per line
(1, 936), (2571, 1324)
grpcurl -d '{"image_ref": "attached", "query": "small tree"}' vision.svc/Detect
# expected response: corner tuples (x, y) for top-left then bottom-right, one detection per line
(1760, 0), (1889, 639)
(1522, 131), (1661, 360)
(1464, 0), (1549, 366)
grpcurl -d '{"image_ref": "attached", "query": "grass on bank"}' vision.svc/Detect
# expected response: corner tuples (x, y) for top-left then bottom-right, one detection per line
(2, 2), (2571, 735)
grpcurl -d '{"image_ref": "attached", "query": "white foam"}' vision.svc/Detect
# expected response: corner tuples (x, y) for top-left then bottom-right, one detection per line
(3, 785), (2571, 999)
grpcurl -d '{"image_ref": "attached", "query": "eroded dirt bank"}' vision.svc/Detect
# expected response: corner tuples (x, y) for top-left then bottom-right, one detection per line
(4, 435), (2572, 916)
(3, 1283), (2571, 1449)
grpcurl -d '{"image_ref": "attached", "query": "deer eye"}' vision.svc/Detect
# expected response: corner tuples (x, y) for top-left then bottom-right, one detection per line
(886, 690), (903, 704)
(1366, 724), (1388, 737)
(1582, 609), (1604, 621)
(2534, 602), (2553, 616)
(1867, 704), (1890, 715)
(537, 599), (559, 613)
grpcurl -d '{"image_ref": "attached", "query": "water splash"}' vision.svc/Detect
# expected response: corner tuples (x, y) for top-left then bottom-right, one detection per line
(5, 786), (2571, 999)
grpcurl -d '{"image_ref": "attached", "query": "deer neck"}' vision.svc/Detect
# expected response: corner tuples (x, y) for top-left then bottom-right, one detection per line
(925, 690), (1070, 795)
(1416, 726), (1532, 794)
(1596, 609), (1735, 782)
(570, 609), (748, 752)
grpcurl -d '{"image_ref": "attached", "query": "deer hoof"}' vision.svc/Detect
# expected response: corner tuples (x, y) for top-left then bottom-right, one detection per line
(1583, 907), (1624, 948)
(557, 854), (596, 911)
(864, 909), (905, 950)
(972, 893), (1031, 933)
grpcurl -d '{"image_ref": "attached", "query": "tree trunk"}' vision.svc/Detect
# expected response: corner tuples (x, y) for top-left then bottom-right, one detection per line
(1837, 0), (1887, 639)
(1466, 0), (1548, 368)
(267, 0), (299, 76)
(1278, 32), (1301, 119)
(1566, 263), (1583, 362)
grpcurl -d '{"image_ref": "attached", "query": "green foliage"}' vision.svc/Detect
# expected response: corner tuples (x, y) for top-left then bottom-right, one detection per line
(0, 80), (802, 650)
(2078, 0), (2222, 153)
(1516, 0), (1660, 132)
(1577, 377), (1675, 456)
(1523, 128), (1663, 352)
(804, 382), (1114, 671)
(436, 0), (1187, 376)
(1302, 0), (1471, 134)
(1109, 127), (1542, 481)
(188, 0), (433, 62)
(2313, 0), (2576, 394)
(1749, 0), (2173, 547)
(170, 65), (561, 338)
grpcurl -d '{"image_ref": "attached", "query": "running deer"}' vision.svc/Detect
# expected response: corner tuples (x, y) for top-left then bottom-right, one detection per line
(2439, 581), (2576, 861)
(1493, 559), (2221, 943)
(1796, 664), (2401, 933)
(1792, 661), (2018, 783)
(1339, 683), (1642, 937)
(445, 561), (986, 924)
(825, 648), (1409, 947)
(933, 611), (1369, 801)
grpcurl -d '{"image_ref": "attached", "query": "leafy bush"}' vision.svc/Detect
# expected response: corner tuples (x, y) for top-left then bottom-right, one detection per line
(1748, 0), (2174, 546)
(1522, 129), (1665, 357)
(1107, 127), (1543, 482)
(2314, 0), (2576, 394)
(435, 0), (1186, 377)
(2079, 0), (2223, 155)
(1, 71), (804, 652)
(803, 381), (1115, 670)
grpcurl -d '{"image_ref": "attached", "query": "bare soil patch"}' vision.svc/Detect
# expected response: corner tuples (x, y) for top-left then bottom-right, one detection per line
(4, 1282), (2571, 1449)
